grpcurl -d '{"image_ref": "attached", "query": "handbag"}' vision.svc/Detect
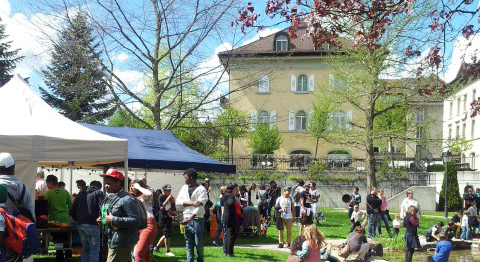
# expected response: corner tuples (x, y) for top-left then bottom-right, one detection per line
(338, 233), (358, 258)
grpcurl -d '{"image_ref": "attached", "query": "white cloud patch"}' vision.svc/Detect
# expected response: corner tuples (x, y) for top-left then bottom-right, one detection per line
(113, 69), (146, 94)
(442, 33), (480, 83)
(114, 52), (129, 62)
(0, 0), (11, 16)
(241, 28), (281, 46)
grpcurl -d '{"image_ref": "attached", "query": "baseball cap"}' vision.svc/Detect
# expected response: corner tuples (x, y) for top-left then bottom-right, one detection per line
(162, 184), (172, 190)
(0, 153), (15, 168)
(284, 186), (292, 192)
(101, 168), (124, 182)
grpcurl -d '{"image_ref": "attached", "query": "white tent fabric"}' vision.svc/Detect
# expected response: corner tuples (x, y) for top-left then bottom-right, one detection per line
(0, 75), (128, 192)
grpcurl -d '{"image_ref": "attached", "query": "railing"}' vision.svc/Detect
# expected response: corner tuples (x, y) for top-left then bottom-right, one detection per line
(214, 155), (422, 172)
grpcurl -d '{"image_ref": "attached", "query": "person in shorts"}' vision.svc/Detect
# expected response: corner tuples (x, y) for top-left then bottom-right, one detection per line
(300, 184), (313, 235)
(153, 184), (175, 256)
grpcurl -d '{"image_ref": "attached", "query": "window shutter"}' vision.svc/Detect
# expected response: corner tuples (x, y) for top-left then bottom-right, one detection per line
(265, 75), (270, 92)
(288, 111), (295, 130)
(270, 110), (276, 128)
(308, 110), (314, 128)
(250, 111), (257, 131)
(291, 74), (296, 92)
(329, 74), (335, 90)
(327, 112), (333, 131)
(346, 110), (352, 130)
(308, 74), (315, 92)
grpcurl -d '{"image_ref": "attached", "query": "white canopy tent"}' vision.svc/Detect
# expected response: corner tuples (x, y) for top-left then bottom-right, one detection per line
(0, 75), (128, 192)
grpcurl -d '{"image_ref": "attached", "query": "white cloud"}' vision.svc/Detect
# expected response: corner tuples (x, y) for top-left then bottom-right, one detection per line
(0, 0), (11, 17)
(241, 28), (281, 46)
(442, 33), (480, 83)
(113, 69), (146, 94)
(114, 52), (129, 62)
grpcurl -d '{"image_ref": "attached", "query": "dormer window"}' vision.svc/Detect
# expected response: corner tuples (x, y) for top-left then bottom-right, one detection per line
(275, 35), (288, 51)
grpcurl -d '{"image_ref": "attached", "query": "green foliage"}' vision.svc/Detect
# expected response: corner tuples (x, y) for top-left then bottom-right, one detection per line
(216, 106), (249, 140)
(427, 164), (445, 172)
(438, 160), (463, 212)
(40, 13), (114, 123)
(248, 124), (283, 154)
(308, 102), (334, 137)
(447, 137), (473, 154)
(0, 18), (22, 86)
(173, 119), (224, 157)
(109, 109), (152, 128)
(376, 156), (409, 182)
(306, 161), (327, 181)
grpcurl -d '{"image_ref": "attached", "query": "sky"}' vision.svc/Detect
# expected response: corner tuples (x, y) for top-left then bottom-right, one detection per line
(2, 0), (479, 100)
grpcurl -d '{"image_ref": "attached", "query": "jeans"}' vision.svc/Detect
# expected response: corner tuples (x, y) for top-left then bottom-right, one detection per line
(258, 202), (268, 219)
(222, 225), (227, 254)
(348, 207), (354, 220)
(213, 221), (223, 244)
(78, 224), (101, 262)
(367, 213), (379, 237)
(405, 247), (414, 262)
(184, 218), (204, 262)
(460, 226), (471, 239)
(377, 211), (391, 235)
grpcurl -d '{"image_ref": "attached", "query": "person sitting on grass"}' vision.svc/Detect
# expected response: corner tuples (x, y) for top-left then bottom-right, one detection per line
(444, 221), (455, 241)
(425, 221), (444, 242)
(427, 233), (452, 262)
(296, 225), (341, 262)
(350, 204), (363, 233)
(285, 235), (305, 262)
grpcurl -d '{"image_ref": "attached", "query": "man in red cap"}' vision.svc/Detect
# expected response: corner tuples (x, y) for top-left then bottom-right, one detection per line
(98, 168), (141, 262)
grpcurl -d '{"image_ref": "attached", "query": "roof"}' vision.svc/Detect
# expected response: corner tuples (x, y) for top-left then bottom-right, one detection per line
(218, 26), (345, 58)
(81, 123), (236, 173)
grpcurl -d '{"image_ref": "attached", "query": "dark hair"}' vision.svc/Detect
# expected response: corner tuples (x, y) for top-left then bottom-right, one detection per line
(90, 180), (102, 189)
(259, 184), (266, 190)
(354, 186), (359, 191)
(58, 182), (66, 187)
(297, 180), (305, 186)
(290, 236), (306, 255)
(76, 179), (86, 187)
(311, 182), (316, 187)
(46, 175), (58, 185)
(448, 221), (454, 227)
(156, 189), (163, 196)
(239, 185), (247, 193)
(437, 221), (444, 227)
(0, 165), (14, 175)
(439, 232), (447, 240)
(184, 168), (198, 180)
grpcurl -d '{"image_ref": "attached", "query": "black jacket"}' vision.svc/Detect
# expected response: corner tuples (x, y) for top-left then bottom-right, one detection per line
(366, 193), (382, 214)
(221, 193), (240, 231)
(70, 186), (104, 225)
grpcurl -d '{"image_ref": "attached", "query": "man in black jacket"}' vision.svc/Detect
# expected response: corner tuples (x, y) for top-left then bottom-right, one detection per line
(221, 183), (240, 257)
(70, 181), (104, 262)
(366, 187), (382, 238)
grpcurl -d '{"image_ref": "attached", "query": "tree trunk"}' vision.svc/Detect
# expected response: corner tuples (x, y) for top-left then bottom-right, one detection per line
(315, 137), (319, 158)
(365, 100), (377, 190)
(390, 137), (395, 170)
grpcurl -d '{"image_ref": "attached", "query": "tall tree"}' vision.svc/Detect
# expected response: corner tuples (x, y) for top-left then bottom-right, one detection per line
(40, 13), (114, 123)
(216, 106), (250, 156)
(0, 17), (23, 86)
(248, 124), (283, 154)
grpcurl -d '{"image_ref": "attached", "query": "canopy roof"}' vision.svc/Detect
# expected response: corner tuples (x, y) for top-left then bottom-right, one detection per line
(0, 75), (128, 166)
(81, 123), (236, 173)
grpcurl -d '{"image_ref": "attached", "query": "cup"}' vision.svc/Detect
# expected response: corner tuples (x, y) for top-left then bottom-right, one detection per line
(180, 224), (186, 234)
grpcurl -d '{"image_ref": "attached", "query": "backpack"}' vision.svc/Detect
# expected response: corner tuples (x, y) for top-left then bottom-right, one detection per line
(0, 184), (39, 259)
(132, 197), (148, 230)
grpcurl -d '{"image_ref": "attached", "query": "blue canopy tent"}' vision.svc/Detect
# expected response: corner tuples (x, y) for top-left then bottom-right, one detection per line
(81, 123), (236, 173)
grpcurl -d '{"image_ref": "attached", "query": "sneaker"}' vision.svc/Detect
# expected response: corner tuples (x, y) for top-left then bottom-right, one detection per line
(278, 243), (284, 248)
(166, 252), (175, 257)
(213, 241), (218, 247)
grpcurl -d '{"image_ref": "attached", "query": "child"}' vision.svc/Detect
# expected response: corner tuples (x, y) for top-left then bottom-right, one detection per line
(468, 202), (478, 235)
(285, 236), (305, 262)
(350, 204), (363, 233)
(296, 225), (331, 262)
(425, 221), (444, 242)
(427, 233), (452, 262)
(452, 210), (462, 238)
(392, 214), (401, 236)
(460, 210), (470, 240)
(444, 221), (455, 241)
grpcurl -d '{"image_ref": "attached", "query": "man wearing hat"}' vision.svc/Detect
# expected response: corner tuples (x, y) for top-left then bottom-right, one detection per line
(98, 168), (141, 262)
(0, 152), (35, 260)
(153, 184), (175, 256)
(176, 168), (208, 262)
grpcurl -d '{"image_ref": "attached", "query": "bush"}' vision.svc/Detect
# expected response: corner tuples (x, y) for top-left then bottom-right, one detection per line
(438, 160), (462, 212)
(427, 164), (445, 172)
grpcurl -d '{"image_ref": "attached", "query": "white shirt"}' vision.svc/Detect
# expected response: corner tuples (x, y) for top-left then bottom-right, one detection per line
(462, 214), (469, 227)
(276, 196), (293, 219)
(400, 198), (421, 219)
(36, 178), (47, 197)
(393, 219), (400, 228)
(294, 186), (304, 206)
(351, 210), (363, 223)
(138, 194), (155, 219)
(176, 184), (208, 219)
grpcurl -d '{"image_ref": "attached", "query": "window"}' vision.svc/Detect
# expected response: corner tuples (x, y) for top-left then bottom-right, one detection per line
(457, 97), (461, 115)
(258, 110), (270, 124)
(373, 147), (380, 153)
(456, 124), (460, 138)
(416, 126), (425, 139)
(416, 108), (425, 122)
(448, 126), (452, 139)
(473, 90), (477, 103)
(295, 110), (307, 130)
(464, 94), (468, 113)
(463, 122), (466, 138)
(275, 35), (288, 51)
(449, 102), (453, 119)
(333, 110), (346, 130)
(472, 120), (476, 139)
(297, 75), (308, 92)
(470, 153), (476, 169)
(258, 74), (270, 93)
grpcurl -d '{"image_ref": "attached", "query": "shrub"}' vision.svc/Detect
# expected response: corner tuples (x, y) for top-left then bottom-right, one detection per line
(427, 164), (445, 172)
(438, 160), (462, 212)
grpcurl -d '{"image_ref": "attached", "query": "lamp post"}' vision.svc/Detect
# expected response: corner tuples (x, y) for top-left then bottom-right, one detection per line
(442, 151), (453, 218)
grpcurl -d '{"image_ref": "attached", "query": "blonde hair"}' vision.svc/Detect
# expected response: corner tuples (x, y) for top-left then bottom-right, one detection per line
(464, 210), (470, 215)
(303, 225), (326, 250)
(407, 205), (418, 216)
(406, 189), (414, 196)
(220, 185), (228, 195)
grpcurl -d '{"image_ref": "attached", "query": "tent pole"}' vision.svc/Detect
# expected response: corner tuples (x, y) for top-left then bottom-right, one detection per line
(69, 162), (73, 194)
(124, 160), (129, 190)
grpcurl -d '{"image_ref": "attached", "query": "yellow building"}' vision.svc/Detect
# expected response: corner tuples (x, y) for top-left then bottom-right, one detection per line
(218, 29), (443, 167)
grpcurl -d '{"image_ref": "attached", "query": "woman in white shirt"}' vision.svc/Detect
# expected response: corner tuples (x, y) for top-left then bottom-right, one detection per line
(130, 179), (157, 262)
(275, 187), (295, 249)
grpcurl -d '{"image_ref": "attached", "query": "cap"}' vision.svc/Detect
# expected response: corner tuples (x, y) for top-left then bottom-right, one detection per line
(0, 153), (15, 168)
(101, 168), (124, 182)
(162, 184), (172, 190)
(284, 186), (292, 192)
